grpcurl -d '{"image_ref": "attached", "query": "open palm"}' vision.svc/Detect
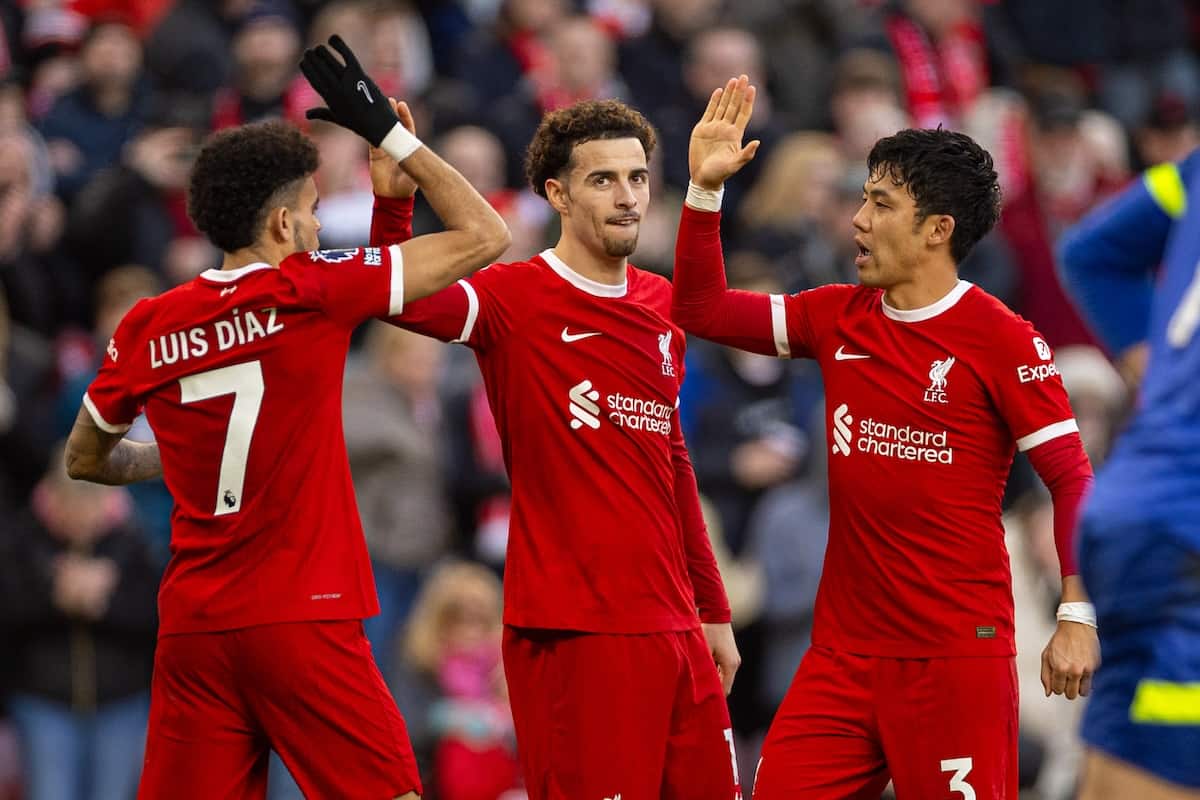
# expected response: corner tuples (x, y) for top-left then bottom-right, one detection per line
(688, 74), (761, 191)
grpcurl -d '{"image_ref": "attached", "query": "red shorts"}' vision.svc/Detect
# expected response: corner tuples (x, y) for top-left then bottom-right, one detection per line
(503, 626), (741, 800)
(138, 620), (420, 800)
(753, 646), (1018, 800)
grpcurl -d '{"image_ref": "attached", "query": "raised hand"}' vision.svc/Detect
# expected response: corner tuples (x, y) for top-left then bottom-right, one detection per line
(369, 98), (419, 199)
(688, 74), (761, 191)
(300, 35), (399, 147)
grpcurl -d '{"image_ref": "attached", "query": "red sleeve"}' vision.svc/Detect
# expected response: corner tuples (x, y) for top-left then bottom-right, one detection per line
(285, 247), (403, 327)
(1025, 432), (1093, 576)
(671, 407), (732, 623)
(83, 300), (147, 433)
(390, 262), (515, 350)
(671, 205), (780, 356)
(369, 195), (414, 247)
(982, 318), (1079, 450)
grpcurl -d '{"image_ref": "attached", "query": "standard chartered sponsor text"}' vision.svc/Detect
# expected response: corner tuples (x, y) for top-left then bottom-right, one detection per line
(606, 391), (673, 434)
(857, 416), (953, 463)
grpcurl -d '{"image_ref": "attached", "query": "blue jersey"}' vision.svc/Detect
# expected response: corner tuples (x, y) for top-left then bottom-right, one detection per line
(1059, 150), (1200, 532)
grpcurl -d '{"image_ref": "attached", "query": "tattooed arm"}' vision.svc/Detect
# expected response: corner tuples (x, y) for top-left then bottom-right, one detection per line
(65, 406), (162, 485)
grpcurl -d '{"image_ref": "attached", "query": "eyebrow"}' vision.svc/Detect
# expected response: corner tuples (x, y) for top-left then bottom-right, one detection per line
(863, 186), (893, 201)
(585, 167), (649, 181)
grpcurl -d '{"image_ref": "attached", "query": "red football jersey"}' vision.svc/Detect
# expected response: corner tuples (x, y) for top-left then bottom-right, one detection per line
(773, 281), (1077, 657)
(84, 246), (405, 635)
(394, 250), (729, 633)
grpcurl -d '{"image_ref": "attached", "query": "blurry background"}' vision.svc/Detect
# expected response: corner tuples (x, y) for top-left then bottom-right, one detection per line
(0, 0), (1188, 797)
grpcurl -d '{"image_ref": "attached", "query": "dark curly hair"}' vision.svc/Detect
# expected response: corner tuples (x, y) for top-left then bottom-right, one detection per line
(524, 100), (657, 198)
(866, 128), (1001, 264)
(187, 121), (319, 253)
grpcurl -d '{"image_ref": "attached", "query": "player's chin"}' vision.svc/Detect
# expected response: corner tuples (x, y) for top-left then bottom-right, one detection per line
(602, 233), (639, 258)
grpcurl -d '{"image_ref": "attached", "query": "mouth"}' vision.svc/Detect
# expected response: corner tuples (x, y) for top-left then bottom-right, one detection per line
(854, 238), (872, 266)
(607, 216), (640, 228)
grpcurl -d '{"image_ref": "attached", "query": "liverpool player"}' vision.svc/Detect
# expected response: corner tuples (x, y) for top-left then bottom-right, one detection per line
(672, 76), (1099, 798)
(367, 100), (740, 798)
(1060, 152), (1200, 798)
(64, 37), (508, 799)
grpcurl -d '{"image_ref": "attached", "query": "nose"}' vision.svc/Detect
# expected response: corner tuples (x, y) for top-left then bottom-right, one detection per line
(615, 179), (638, 210)
(851, 201), (869, 232)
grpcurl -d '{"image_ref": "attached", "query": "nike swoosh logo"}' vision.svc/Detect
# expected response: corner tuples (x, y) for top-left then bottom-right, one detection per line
(561, 327), (603, 343)
(356, 80), (373, 103)
(834, 345), (871, 361)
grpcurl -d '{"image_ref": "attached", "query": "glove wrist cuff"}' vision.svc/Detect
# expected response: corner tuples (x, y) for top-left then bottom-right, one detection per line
(379, 122), (422, 162)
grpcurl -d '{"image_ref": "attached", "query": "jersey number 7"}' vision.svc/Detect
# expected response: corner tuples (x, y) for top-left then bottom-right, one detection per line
(179, 361), (264, 516)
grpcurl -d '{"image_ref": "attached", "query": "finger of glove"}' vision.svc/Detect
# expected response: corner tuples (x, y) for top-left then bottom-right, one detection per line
(312, 44), (344, 77)
(328, 35), (363, 73)
(300, 53), (338, 91)
(305, 107), (335, 122)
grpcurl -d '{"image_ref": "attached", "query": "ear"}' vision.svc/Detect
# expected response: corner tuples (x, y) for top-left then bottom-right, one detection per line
(544, 177), (570, 216)
(927, 214), (956, 248)
(267, 205), (291, 245)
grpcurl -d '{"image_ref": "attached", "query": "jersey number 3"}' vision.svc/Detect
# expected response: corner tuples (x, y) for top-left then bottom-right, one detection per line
(179, 361), (264, 516)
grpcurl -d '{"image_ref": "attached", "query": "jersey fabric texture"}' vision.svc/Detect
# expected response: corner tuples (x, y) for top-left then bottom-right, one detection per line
(84, 246), (402, 635)
(778, 280), (1076, 658)
(392, 248), (729, 633)
(1061, 151), (1200, 787)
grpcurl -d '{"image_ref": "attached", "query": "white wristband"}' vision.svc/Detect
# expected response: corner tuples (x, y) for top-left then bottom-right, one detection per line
(379, 122), (422, 162)
(1056, 601), (1097, 628)
(686, 181), (724, 212)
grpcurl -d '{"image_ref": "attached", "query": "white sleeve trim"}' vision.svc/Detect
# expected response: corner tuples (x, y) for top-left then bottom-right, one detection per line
(387, 245), (404, 316)
(82, 393), (131, 434)
(453, 279), (480, 343)
(769, 293), (790, 358)
(1016, 418), (1079, 451)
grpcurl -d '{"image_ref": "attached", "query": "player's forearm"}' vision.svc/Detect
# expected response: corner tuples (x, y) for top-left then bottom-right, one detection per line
(67, 437), (161, 486)
(672, 425), (732, 623)
(672, 205), (779, 356)
(399, 146), (509, 266)
(370, 195), (414, 247)
(1026, 432), (1093, 577)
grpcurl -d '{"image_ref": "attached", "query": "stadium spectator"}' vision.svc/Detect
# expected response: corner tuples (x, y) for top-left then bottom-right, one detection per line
(344, 322), (454, 684)
(38, 19), (145, 202)
(617, 0), (722, 123)
(64, 96), (208, 292)
(0, 445), (160, 800)
(398, 561), (520, 800)
(211, 2), (306, 130)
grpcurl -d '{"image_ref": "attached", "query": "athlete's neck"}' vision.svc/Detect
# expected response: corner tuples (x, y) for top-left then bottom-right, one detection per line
(883, 267), (960, 311)
(221, 242), (287, 271)
(550, 237), (627, 286)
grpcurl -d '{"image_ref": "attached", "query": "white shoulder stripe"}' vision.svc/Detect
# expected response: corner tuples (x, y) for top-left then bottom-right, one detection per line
(387, 245), (404, 316)
(1017, 418), (1079, 451)
(82, 393), (131, 434)
(454, 280), (480, 343)
(769, 294), (790, 358)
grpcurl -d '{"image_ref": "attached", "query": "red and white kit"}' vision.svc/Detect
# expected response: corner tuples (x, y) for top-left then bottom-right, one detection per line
(375, 194), (740, 800)
(672, 205), (1089, 800)
(86, 246), (421, 799)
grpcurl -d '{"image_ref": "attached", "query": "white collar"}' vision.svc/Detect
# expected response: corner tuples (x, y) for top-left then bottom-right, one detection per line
(200, 262), (274, 283)
(881, 279), (973, 322)
(540, 249), (627, 298)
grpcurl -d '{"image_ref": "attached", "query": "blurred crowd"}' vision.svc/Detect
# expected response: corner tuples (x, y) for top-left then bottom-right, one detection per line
(0, 0), (1196, 798)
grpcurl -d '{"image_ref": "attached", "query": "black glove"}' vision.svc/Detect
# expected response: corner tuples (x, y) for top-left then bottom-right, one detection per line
(300, 35), (398, 147)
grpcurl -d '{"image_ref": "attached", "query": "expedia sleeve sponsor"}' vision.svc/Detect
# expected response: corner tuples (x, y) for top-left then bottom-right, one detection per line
(1016, 362), (1060, 383)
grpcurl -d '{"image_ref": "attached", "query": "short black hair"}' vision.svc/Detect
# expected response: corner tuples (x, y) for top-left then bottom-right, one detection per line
(187, 121), (318, 253)
(866, 128), (1001, 264)
(524, 99), (657, 199)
